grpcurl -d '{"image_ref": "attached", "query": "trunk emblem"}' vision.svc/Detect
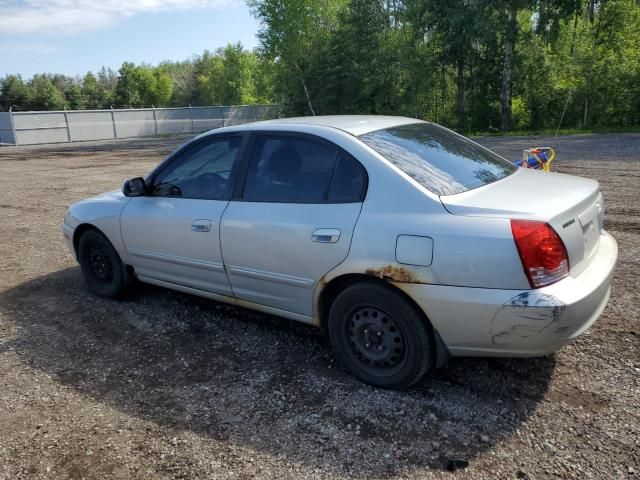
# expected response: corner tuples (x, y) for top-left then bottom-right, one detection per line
(562, 219), (576, 229)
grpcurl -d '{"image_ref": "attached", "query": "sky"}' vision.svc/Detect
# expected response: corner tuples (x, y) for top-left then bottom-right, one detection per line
(0, 0), (261, 78)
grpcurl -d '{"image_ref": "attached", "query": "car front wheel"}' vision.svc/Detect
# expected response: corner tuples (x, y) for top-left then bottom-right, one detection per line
(78, 229), (128, 298)
(328, 281), (434, 389)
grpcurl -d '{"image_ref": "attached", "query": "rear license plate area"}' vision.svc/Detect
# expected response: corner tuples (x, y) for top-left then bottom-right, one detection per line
(578, 201), (601, 259)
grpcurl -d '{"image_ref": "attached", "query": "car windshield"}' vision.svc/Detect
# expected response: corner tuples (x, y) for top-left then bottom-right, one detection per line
(359, 122), (516, 196)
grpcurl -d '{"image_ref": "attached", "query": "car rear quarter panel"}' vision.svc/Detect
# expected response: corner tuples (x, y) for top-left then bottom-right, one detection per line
(312, 131), (531, 320)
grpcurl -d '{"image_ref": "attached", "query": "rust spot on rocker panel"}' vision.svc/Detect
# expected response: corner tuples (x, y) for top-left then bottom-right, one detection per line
(365, 266), (421, 284)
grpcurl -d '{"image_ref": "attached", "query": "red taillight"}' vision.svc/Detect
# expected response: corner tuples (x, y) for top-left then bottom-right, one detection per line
(510, 219), (569, 288)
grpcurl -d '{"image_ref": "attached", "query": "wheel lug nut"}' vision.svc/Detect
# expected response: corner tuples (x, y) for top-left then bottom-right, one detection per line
(364, 329), (369, 334)
(365, 343), (370, 348)
(377, 331), (382, 336)
(377, 345), (383, 351)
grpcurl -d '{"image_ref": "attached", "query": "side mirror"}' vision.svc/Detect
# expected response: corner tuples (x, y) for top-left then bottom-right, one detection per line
(123, 177), (147, 197)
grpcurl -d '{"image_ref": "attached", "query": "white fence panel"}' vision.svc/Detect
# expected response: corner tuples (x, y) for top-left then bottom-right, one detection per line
(0, 105), (280, 146)
(155, 108), (193, 135)
(113, 109), (156, 138)
(0, 112), (15, 145)
(12, 112), (66, 129)
(192, 107), (225, 131)
(68, 111), (115, 142)
(13, 112), (69, 145)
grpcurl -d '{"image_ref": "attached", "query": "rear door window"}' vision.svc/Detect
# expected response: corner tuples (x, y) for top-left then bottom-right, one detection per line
(328, 154), (367, 202)
(242, 135), (366, 203)
(359, 123), (516, 196)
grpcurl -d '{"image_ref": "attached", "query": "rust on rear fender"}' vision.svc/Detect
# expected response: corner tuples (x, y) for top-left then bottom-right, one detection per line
(365, 265), (423, 284)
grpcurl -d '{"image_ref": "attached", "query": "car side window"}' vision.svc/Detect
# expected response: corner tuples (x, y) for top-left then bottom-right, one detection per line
(152, 136), (241, 200)
(328, 154), (367, 202)
(242, 135), (366, 203)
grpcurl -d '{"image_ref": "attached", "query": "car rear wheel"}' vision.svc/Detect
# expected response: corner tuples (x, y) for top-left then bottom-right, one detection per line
(328, 281), (434, 389)
(78, 229), (128, 298)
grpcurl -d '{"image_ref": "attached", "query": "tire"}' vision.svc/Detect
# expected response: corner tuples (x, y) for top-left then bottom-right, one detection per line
(77, 229), (128, 298)
(328, 281), (434, 389)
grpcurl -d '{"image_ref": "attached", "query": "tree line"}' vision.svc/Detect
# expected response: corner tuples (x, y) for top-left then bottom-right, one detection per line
(249, 0), (640, 132)
(1, 0), (639, 133)
(0, 43), (275, 112)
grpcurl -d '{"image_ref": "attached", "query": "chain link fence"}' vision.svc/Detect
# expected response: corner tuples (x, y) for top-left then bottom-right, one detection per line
(0, 105), (280, 146)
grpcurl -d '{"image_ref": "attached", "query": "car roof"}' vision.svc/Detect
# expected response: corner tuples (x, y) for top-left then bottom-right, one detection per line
(251, 115), (423, 136)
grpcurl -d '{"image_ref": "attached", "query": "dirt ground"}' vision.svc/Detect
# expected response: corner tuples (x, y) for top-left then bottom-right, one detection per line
(0, 132), (638, 479)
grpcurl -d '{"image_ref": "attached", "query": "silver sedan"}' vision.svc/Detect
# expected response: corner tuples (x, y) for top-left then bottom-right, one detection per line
(61, 115), (618, 388)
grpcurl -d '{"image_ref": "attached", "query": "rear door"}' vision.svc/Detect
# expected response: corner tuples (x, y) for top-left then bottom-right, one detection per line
(220, 132), (367, 316)
(120, 134), (244, 295)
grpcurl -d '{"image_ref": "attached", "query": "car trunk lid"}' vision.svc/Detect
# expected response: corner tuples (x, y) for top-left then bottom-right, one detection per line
(440, 168), (603, 277)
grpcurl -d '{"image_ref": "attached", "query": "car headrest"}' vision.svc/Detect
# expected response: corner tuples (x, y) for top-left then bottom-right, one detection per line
(267, 146), (302, 181)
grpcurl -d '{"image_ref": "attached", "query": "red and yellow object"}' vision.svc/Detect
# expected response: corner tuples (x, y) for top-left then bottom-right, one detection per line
(516, 147), (555, 172)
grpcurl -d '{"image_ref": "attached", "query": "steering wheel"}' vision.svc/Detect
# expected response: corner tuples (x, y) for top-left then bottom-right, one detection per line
(196, 172), (226, 194)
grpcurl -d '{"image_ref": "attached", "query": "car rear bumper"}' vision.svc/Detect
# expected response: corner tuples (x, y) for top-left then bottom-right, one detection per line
(397, 231), (618, 357)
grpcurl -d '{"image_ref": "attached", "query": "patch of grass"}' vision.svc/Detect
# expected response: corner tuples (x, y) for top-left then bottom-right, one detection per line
(469, 125), (640, 137)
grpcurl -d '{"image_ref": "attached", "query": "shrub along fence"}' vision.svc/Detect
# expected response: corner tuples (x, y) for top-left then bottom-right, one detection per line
(0, 105), (280, 146)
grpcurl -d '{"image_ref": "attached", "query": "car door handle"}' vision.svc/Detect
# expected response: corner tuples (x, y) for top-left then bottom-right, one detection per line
(191, 219), (212, 232)
(312, 228), (341, 243)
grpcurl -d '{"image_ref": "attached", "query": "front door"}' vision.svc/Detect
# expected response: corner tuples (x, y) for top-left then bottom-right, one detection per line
(121, 135), (243, 295)
(221, 133), (367, 316)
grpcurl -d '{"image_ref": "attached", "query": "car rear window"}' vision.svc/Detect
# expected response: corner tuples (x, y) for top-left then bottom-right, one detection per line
(359, 123), (516, 196)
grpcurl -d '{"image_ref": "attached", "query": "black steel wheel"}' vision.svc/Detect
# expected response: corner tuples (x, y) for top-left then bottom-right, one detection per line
(87, 242), (114, 284)
(348, 306), (407, 375)
(328, 281), (434, 389)
(78, 229), (128, 298)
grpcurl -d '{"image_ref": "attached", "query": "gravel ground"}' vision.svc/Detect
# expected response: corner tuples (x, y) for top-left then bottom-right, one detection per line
(0, 132), (638, 479)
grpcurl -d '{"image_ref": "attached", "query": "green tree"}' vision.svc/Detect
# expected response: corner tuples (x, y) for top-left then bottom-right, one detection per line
(0, 75), (32, 111)
(158, 60), (197, 105)
(254, 55), (277, 104)
(82, 72), (102, 109)
(322, 0), (389, 114)
(194, 50), (225, 104)
(218, 43), (259, 104)
(114, 62), (141, 107)
(138, 67), (174, 107)
(405, 0), (482, 130)
(248, 0), (347, 115)
(97, 67), (117, 106)
(114, 63), (174, 108)
(66, 84), (85, 109)
(29, 75), (66, 110)
(191, 45), (274, 106)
